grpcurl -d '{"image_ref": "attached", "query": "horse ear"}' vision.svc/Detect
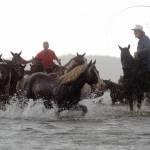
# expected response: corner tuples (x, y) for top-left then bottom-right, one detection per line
(128, 44), (130, 49)
(88, 60), (92, 66)
(10, 51), (15, 56)
(19, 50), (22, 56)
(118, 45), (122, 51)
(82, 53), (86, 56)
(0, 54), (2, 57)
(93, 60), (96, 65)
(77, 52), (79, 56)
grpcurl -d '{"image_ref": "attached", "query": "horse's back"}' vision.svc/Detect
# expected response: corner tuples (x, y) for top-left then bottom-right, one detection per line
(26, 72), (57, 99)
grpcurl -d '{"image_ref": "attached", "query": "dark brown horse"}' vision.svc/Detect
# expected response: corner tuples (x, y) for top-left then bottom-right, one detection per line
(26, 60), (103, 117)
(119, 45), (146, 111)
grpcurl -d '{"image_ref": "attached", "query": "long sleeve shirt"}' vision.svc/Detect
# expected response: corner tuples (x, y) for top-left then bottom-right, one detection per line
(35, 49), (58, 70)
(137, 35), (150, 52)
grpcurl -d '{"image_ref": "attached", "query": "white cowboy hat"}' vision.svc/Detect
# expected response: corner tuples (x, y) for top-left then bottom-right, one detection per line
(132, 25), (144, 32)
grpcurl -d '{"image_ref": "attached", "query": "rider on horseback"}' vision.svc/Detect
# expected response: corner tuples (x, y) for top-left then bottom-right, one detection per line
(132, 25), (150, 70)
(35, 41), (61, 73)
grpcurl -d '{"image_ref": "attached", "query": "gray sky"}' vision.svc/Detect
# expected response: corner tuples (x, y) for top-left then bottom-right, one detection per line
(0, 0), (150, 59)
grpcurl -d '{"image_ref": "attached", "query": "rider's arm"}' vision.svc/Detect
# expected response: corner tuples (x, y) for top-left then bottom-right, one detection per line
(52, 51), (61, 65)
(21, 57), (31, 64)
(141, 36), (150, 51)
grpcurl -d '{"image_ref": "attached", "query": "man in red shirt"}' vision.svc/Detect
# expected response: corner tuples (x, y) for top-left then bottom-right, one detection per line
(35, 41), (61, 72)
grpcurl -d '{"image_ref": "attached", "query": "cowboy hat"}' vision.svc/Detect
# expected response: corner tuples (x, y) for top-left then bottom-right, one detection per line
(132, 25), (144, 32)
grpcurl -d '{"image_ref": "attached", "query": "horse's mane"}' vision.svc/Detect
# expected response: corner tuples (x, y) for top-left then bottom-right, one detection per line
(59, 63), (88, 85)
(64, 57), (74, 68)
(121, 49), (135, 69)
(104, 80), (122, 89)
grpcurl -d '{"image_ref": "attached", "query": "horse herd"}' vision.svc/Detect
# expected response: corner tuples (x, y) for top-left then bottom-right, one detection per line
(0, 46), (149, 117)
(0, 51), (106, 117)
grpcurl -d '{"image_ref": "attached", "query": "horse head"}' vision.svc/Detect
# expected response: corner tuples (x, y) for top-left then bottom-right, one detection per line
(119, 44), (131, 57)
(75, 52), (87, 65)
(31, 57), (40, 65)
(12, 63), (25, 80)
(30, 57), (44, 73)
(85, 60), (105, 90)
(10, 50), (23, 65)
(118, 44), (134, 69)
(64, 52), (87, 72)
(10, 51), (25, 79)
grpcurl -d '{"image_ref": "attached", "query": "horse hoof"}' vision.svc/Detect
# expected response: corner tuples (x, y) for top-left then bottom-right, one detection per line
(55, 113), (59, 119)
(55, 110), (62, 119)
(80, 105), (88, 116)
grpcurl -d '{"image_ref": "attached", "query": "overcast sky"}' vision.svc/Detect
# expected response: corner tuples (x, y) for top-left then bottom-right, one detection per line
(0, 0), (150, 59)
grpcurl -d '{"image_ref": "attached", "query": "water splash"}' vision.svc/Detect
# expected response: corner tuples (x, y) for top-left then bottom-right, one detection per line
(0, 93), (112, 120)
(0, 97), (56, 121)
(0, 92), (149, 121)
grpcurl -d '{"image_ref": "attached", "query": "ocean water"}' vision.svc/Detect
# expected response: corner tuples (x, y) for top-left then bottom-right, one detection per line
(0, 93), (150, 150)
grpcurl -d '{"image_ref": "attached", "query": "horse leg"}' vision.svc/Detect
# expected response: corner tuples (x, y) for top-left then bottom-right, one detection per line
(128, 98), (134, 112)
(137, 94), (144, 112)
(71, 104), (88, 116)
(119, 96), (124, 104)
(112, 100), (115, 105)
(78, 104), (88, 116)
(55, 108), (64, 119)
(137, 100), (141, 111)
(43, 100), (53, 109)
(111, 97), (116, 105)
